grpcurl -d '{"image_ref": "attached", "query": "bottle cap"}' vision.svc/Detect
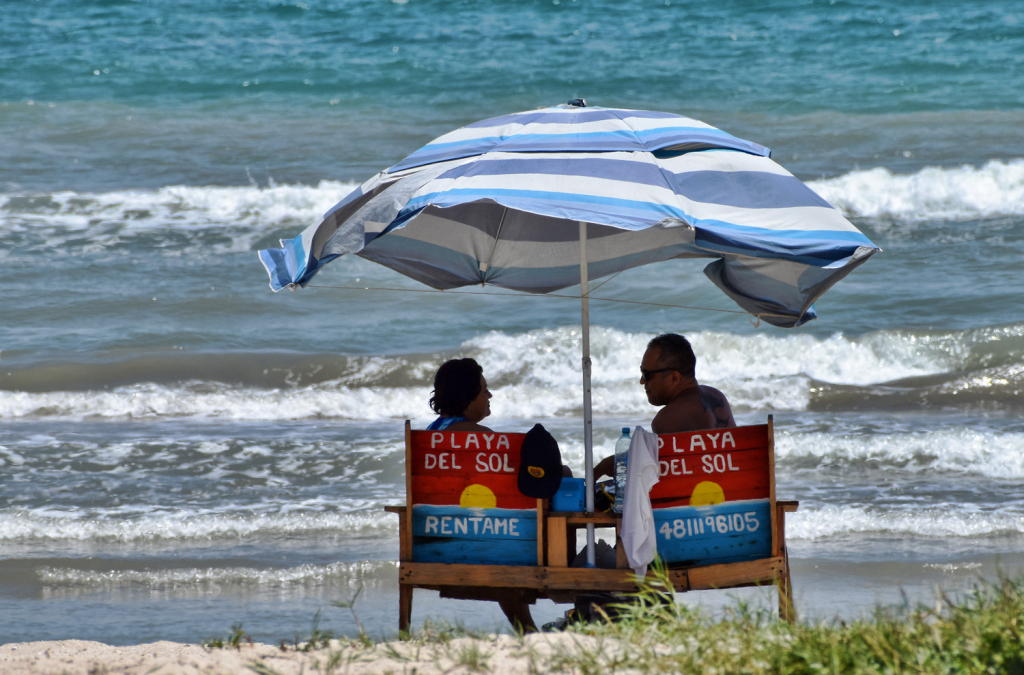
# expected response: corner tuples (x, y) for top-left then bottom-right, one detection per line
(622, 427), (630, 434)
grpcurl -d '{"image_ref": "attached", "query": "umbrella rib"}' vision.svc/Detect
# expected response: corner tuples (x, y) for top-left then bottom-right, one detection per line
(479, 206), (508, 285)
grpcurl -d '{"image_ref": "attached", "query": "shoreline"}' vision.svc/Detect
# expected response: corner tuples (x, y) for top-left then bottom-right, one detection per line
(6, 571), (1024, 674)
(4, 555), (1022, 648)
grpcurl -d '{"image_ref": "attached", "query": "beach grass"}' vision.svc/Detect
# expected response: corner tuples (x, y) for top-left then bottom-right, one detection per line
(522, 566), (1024, 675)
(229, 569), (1024, 674)
(201, 622), (252, 650)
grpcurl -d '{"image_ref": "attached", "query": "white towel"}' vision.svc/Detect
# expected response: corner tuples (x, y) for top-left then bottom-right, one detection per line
(620, 426), (660, 578)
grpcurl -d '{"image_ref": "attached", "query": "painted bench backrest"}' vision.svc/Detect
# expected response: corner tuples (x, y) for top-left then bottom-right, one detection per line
(407, 428), (538, 566)
(649, 424), (776, 567)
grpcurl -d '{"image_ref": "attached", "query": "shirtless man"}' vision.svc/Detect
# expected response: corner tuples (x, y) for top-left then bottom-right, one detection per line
(639, 333), (735, 433)
(596, 333), (734, 478)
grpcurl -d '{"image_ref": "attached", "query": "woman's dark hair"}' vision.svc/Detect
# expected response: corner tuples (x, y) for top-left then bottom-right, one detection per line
(429, 358), (483, 417)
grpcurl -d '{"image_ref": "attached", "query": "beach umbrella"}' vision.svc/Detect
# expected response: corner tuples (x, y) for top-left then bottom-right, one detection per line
(258, 101), (879, 564)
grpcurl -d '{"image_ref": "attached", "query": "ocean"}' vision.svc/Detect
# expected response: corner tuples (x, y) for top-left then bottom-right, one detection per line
(2, 0), (1024, 646)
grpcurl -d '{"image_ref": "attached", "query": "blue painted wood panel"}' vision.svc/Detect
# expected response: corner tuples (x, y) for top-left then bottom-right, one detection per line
(412, 505), (537, 566)
(654, 499), (771, 567)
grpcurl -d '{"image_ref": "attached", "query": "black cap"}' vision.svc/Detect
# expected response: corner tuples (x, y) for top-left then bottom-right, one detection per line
(566, 98), (586, 107)
(518, 424), (563, 499)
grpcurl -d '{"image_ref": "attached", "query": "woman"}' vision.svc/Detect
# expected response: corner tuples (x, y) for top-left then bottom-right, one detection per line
(427, 358), (493, 432)
(426, 358), (537, 632)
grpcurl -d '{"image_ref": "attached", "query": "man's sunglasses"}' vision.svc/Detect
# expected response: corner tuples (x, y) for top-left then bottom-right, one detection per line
(640, 366), (676, 380)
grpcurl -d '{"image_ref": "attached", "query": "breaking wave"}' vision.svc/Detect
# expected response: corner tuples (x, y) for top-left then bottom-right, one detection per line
(808, 159), (1024, 221)
(788, 504), (1024, 540)
(0, 181), (358, 231)
(776, 427), (1024, 480)
(4, 322), (1023, 420)
(0, 509), (396, 543)
(1, 158), (1021, 249)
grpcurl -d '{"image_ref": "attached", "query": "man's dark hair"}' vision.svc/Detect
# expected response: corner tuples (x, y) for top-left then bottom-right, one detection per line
(429, 358), (484, 417)
(647, 333), (696, 378)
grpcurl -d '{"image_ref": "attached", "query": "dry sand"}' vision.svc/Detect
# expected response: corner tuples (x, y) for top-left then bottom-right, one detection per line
(0, 633), (603, 674)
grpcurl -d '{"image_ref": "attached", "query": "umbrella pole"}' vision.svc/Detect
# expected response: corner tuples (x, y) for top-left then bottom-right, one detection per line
(580, 221), (596, 566)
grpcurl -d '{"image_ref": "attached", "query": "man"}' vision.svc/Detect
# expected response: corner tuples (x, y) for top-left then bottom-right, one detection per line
(639, 333), (735, 433)
(596, 333), (734, 478)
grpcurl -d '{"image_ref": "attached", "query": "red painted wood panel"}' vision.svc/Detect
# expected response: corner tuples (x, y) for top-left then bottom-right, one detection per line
(649, 426), (770, 508)
(411, 475), (535, 509)
(655, 426), (768, 455)
(651, 487), (770, 509)
(409, 432), (533, 510)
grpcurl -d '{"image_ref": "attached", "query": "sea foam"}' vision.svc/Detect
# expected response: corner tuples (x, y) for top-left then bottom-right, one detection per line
(788, 504), (1024, 540)
(776, 428), (1024, 480)
(0, 325), (989, 420)
(808, 159), (1024, 221)
(37, 560), (398, 589)
(0, 508), (396, 543)
(0, 181), (359, 231)
(1, 159), (1023, 243)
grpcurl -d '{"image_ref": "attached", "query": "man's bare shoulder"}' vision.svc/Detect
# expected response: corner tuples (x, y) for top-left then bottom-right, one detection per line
(698, 385), (736, 428)
(698, 385), (729, 405)
(652, 387), (713, 434)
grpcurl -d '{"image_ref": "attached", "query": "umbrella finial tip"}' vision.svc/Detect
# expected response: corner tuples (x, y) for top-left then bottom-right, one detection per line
(567, 98), (586, 107)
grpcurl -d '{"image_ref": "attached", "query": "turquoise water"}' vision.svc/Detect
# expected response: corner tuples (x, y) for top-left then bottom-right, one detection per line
(4, 0), (1024, 191)
(3, 0), (1024, 646)
(8, 0), (1023, 112)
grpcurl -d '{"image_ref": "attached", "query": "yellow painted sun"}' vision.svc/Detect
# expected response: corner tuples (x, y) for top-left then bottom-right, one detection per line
(459, 484), (497, 508)
(690, 481), (725, 506)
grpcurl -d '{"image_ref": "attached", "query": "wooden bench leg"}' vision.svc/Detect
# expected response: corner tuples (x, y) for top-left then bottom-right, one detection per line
(776, 502), (796, 623)
(777, 554), (794, 623)
(399, 583), (413, 636)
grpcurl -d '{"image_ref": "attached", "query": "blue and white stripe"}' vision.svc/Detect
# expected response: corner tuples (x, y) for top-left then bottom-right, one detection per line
(389, 107), (769, 173)
(260, 105), (878, 327)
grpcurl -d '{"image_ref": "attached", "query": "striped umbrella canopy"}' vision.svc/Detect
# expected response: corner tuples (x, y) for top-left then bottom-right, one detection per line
(258, 101), (878, 565)
(260, 102), (877, 328)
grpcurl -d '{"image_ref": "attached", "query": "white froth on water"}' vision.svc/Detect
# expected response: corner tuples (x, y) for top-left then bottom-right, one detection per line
(779, 428), (1024, 479)
(789, 505), (1024, 540)
(0, 182), (359, 231)
(809, 159), (1024, 220)
(0, 326), (965, 421)
(688, 330), (949, 385)
(0, 181), (361, 255)
(466, 327), (917, 389)
(470, 325), (949, 416)
(924, 562), (983, 573)
(37, 560), (398, 588)
(0, 508), (396, 543)
(3, 160), (1022, 239)
(469, 326), (950, 388)
(0, 384), (434, 422)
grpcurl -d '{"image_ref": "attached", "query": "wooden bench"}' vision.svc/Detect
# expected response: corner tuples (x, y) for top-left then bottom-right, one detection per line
(386, 416), (797, 633)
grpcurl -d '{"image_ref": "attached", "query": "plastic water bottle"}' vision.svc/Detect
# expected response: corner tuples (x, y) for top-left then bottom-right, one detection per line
(612, 427), (631, 513)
